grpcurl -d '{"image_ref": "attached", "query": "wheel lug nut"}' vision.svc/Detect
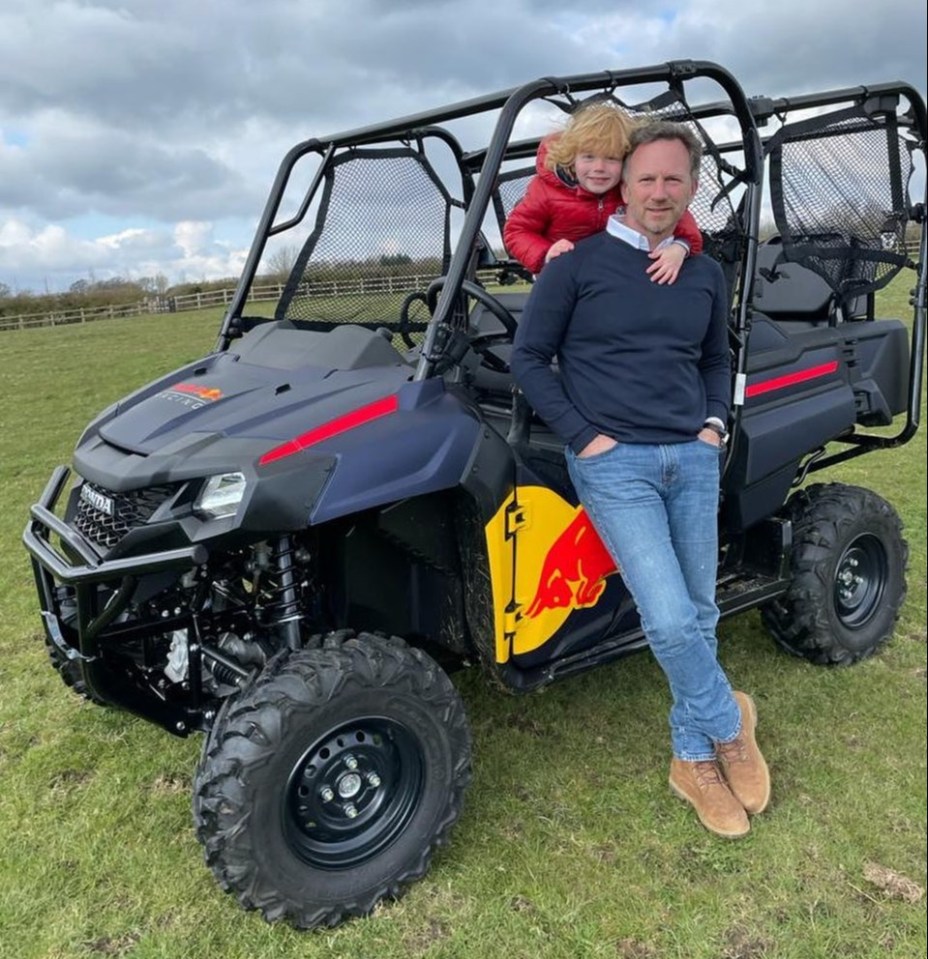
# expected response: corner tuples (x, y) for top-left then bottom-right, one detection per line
(320, 787), (334, 802)
(344, 803), (358, 819)
(344, 754), (358, 770)
(367, 773), (381, 787)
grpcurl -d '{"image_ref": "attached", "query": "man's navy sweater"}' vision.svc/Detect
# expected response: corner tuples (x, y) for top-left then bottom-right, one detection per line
(511, 230), (731, 454)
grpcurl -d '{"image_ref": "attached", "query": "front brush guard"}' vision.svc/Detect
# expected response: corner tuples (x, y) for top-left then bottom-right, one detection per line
(23, 466), (209, 736)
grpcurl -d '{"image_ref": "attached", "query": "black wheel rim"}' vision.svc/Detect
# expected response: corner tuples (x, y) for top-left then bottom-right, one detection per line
(284, 716), (424, 870)
(833, 533), (887, 629)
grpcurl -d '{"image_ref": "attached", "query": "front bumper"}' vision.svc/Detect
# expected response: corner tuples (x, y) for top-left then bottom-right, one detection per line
(23, 466), (209, 735)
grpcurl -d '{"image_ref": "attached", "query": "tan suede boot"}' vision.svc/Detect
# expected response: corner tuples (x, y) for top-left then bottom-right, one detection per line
(669, 758), (750, 838)
(716, 691), (771, 815)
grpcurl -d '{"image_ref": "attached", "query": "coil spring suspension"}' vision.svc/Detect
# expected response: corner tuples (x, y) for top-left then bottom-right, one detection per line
(205, 655), (244, 687)
(262, 535), (303, 651)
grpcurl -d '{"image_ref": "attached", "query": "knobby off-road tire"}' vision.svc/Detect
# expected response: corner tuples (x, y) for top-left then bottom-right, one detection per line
(192, 632), (472, 929)
(44, 642), (97, 701)
(762, 483), (908, 665)
(41, 614), (106, 705)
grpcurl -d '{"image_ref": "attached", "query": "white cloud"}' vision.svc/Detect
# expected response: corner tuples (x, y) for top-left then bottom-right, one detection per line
(0, 0), (924, 292)
(174, 222), (214, 260)
(0, 217), (248, 291)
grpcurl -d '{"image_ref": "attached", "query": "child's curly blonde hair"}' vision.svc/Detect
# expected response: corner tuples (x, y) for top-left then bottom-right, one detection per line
(544, 102), (638, 174)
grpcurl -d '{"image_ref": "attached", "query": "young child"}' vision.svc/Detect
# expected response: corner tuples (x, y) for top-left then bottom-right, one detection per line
(503, 103), (703, 280)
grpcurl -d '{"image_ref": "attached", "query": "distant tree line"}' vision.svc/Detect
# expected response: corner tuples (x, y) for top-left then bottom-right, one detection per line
(0, 274), (243, 319)
(0, 251), (452, 319)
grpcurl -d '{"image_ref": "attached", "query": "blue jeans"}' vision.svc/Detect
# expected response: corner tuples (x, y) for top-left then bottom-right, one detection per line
(567, 440), (740, 761)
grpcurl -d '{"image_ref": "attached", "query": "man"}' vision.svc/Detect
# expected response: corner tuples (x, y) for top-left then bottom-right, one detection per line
(511, 120), (770, 838)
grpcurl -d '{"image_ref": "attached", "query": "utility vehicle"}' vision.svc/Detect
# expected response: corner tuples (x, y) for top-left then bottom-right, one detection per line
(24, 61), (926, 928)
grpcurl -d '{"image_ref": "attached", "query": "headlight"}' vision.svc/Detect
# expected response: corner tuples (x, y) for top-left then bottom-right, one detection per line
(195, 472), (247, 518)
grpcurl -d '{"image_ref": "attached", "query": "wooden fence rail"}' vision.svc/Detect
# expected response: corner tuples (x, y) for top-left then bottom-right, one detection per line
(0, 299), (166, 332)
(0, 274), (435, 332)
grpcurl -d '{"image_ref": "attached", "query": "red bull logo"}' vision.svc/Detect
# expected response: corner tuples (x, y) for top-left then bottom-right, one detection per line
(172, 382), (223, 402)
(526, 509), (617, 618)
(484, 487), (622, 662)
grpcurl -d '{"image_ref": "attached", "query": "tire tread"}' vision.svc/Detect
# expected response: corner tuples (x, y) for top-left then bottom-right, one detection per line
(761, 482), (908, 664)
(192, 630), (471, 929)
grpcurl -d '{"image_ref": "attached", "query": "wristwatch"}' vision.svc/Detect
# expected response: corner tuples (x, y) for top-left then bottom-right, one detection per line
(703, 418), (730, 448)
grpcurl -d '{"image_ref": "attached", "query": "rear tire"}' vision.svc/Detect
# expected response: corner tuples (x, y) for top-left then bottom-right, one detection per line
(192, 631), (471, 928)
(762, 483), (907, 664)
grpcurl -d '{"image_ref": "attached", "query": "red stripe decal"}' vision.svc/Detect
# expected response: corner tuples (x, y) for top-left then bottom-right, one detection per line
(745, 360), (839, 399)
(259, 394), (399, 465)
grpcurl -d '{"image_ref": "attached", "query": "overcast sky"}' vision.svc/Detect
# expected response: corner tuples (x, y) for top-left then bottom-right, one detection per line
(1, 0), (925, 295)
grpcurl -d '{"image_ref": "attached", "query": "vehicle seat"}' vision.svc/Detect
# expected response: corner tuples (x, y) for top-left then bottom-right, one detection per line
(753, 237), (869, 327)
(753, 239), (834, 327)
(468, 291), (529, 396)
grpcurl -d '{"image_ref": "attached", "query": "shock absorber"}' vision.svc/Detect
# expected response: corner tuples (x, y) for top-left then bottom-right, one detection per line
(262, 535), (303, 651)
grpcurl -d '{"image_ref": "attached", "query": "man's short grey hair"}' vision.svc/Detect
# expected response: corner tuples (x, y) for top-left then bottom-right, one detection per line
(624, 120), (703, 180)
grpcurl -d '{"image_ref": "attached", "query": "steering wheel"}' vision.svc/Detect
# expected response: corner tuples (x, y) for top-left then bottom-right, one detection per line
(426, 278), (519, 374)
(397, 290), (430, 349)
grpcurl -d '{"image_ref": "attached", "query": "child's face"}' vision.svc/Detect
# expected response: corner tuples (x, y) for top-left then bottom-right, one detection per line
(573, 151), (624, 194)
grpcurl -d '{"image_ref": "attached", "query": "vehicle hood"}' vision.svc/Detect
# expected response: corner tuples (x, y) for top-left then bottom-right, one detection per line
(97, 349), (413, 457)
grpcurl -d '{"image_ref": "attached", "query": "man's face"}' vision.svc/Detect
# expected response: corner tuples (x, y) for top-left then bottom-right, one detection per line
(620, 138), (697, 242)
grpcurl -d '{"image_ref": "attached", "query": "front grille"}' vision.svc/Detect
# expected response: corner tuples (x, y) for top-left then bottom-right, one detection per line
(74, 482), (178, 550)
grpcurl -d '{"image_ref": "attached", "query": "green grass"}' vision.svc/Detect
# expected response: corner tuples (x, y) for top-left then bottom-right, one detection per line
(0, 280), (925, 959)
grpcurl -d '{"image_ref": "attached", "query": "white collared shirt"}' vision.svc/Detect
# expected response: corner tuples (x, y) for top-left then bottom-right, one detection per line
(606, 213), (679, 252)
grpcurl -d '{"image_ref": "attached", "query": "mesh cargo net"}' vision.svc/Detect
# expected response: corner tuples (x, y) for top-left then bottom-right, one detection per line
(767, 106), (913, 303)
(277, 147), (455, 342)
(495, 168), (534, 224)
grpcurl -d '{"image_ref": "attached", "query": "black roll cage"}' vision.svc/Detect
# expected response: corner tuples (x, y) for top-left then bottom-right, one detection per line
(746, 82), (927, 469)
(217, 62), (926, 476)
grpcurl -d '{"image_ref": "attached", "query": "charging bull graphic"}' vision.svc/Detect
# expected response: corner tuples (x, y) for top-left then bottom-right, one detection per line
(485, 488), (623, 662)
(525, 509), (617, 617)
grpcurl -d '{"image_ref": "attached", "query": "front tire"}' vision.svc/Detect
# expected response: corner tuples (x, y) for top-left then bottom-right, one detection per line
(192, 632), (471, 929)
(762, 483), (908, 664)
(40, 589), (106, 704)
(43, 640), (101, 702)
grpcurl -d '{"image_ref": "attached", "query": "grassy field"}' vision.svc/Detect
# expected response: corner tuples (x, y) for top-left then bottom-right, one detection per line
(0, 282), (924, 959)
